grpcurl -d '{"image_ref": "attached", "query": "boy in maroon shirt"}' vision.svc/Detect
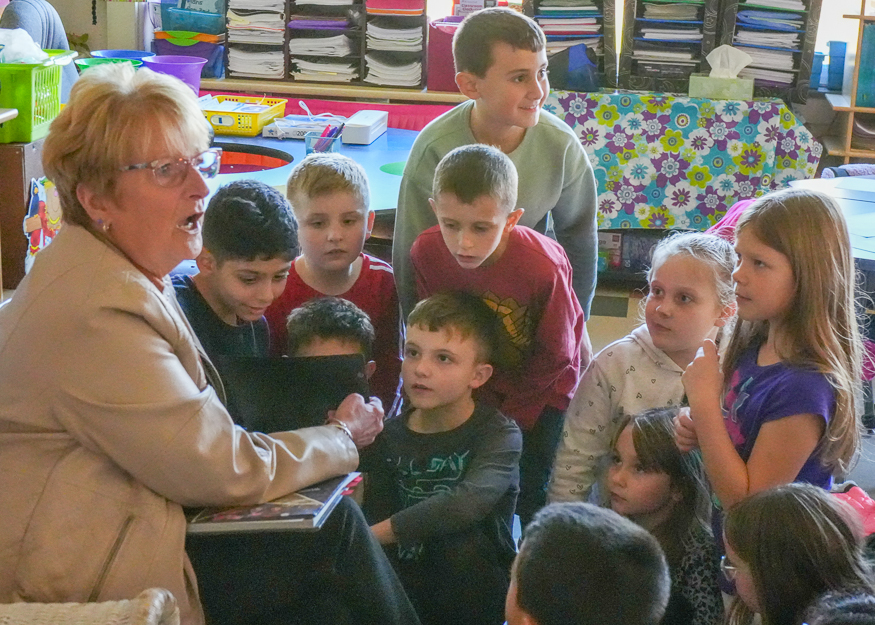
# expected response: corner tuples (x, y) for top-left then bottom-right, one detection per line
(410, 143), (584, 528)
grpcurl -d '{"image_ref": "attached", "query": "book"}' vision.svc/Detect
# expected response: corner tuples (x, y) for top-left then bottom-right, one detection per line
(213, 354), (370, 433)
(187, 472), (361, 533)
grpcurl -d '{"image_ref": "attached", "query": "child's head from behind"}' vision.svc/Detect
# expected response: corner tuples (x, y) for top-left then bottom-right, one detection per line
(803, 590), (875, 625)
(431, 144), (523, 270)
(286, 296), (375, 364)
(645, 231), (736, 367)
(507, 502), (670, 625)
(726, 188), (861, 473)
(403, 291), (500, 411)
(197, 180), (298, 322)
(724, 483), (873, 625)
(453, 8), (548, 130)
(608, 408), (710, 561)
(286, 153), (374, 275)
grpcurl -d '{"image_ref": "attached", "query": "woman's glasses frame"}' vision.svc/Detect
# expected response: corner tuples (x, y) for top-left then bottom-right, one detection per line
(119, 148), (223, 188)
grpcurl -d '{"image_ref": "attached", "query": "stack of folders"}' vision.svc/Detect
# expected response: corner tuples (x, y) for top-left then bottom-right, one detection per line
(292, 57), (359, 81)
(632, 41), (698, 78)
(537, 0), (602, 61)
(227, 0), (285, 44)
(365, 50), (421, 86)
(365, 0), (425, 15)
(639, 23), (702, 41)
(733, 9), (803, 86)
(642, 2), (699, 20)
(742, 0), (804, 9)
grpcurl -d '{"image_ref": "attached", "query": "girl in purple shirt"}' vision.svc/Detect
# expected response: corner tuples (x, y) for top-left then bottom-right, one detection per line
(677, 188), (864, 512)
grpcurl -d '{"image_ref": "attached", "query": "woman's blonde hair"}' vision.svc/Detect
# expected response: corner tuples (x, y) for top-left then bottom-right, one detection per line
(724, 483), (873, 625)
(722, 188), (864, 474)
(42, 63), (211, 229)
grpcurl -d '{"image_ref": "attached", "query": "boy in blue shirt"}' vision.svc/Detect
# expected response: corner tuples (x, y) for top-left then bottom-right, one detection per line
(173, 179), (298, 360)
(362, 291), (522, 625)
(411, 144), (584, 529)
(393, 7), (596, 370)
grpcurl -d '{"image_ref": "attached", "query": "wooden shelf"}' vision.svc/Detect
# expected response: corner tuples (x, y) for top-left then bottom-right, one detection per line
(200, 77), (468, 104)
(825, 92), (875, 113)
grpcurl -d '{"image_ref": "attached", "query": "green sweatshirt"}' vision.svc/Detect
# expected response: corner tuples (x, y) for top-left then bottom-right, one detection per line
(392, 99), (598, 317)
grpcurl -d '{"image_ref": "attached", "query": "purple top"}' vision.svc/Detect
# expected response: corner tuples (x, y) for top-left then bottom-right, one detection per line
(724, 344), (835, 489)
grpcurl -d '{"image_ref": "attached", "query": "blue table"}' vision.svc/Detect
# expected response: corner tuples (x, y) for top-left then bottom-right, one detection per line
(208, 128), (418, 213)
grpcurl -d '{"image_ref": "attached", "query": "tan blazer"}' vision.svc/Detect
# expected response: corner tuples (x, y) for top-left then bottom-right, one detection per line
(0, 225), (358, 624)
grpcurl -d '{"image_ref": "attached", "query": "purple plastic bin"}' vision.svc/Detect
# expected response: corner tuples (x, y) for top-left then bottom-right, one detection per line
(141, 55), (208, 94)
(153, 40), (223, 78)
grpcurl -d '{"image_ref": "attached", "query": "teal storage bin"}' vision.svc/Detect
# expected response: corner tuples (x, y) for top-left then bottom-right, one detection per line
(160, 1), (225, 35)
(857, 25), (875, 108)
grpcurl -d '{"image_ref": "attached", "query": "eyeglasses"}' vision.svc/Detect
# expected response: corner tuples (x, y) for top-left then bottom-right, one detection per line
(119, 148), (223, 188)
(720, 555), (738, 582)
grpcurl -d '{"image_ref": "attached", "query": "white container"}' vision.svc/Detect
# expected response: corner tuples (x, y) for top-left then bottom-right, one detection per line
(341, 110), (388, 145)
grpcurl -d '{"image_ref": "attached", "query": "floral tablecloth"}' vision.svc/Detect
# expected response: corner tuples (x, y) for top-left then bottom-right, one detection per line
(544, 91), (822, 230)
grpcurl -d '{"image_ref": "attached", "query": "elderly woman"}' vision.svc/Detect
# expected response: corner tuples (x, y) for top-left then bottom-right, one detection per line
(0, 64), (418, 625)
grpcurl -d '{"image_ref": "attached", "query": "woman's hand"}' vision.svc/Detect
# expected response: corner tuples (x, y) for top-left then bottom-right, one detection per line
(673, 407), (698, 453)
(681, 339), (724, 420)
(328, 394), (384, 448)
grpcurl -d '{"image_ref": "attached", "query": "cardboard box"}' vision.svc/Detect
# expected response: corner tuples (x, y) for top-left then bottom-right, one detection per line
(688, 74), (754, 101)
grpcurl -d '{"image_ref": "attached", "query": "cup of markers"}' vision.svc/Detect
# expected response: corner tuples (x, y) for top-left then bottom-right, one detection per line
(304, 123), (344, 155)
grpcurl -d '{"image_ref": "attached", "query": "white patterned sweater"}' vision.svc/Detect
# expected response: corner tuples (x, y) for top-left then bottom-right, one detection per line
(548, 324), (685, 503)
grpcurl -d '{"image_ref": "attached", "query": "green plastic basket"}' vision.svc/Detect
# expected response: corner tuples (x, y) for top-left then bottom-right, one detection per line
(0, 50), (77, 144)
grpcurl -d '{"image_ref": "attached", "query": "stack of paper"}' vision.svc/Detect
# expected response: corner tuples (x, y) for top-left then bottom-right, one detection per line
(639, 26), (702, 41)
(535, 16), (600, 35)
(229, 0), (281, 11)
(735, 45), (794, 69)
(739, 67), (794, 84)
(287, 16), (350, 29)
(288, 34), (355, 55)
(546, 37), (602, 55)
(632, 40), (695, 62)
(292, 58), (359, 81)
(295, 0), (355, 5)
(737, 10), (803, 31)
(735, 29), (799, 49)
(642, 2), (699, 20)
(228, 9), (285, 44)
(364, 51), (420, 86)
(227, 47), (284, 78)
(366, 21), (422, 52)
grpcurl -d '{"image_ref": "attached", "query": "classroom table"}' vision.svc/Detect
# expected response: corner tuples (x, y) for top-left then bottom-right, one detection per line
(209, 127), (418, 213)
(789, 175), (875, 273)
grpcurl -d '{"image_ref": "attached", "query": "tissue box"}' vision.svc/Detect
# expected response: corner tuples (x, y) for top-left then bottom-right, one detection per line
(342, 110), (388, 145)
(688, 74), (754, 101)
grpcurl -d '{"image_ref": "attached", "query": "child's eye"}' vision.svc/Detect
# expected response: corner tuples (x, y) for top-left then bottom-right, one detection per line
(404, 347), (418, 358)
(308, 220), (325, 228)
(649, 287), (663, 297)
(273, 273), (289, 282)
(678, 294), (693, 304)
(538, 69), (548, 79)
(442, 222), (459, 231)
(634, 463), (647, 473)
(473, 225), (491, 234)
(437, 354), (452, 363)
(610, 453), (621, 465)
(240, 278), (257, 285)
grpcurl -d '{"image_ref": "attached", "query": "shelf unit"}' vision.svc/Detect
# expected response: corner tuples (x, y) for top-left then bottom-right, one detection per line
(529, 0), (617, 89)
(716, 0), (823, 104)
(618, 0), (720, 93)
(824, 6), (875, 163)
(225, 0), (287, 80)
(363, 13), (427, 89)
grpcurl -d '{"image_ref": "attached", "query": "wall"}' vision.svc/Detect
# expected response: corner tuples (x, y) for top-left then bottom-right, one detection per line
(50, 0), (108, 51)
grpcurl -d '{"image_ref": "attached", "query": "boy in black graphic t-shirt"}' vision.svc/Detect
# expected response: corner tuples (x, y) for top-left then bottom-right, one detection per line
(361, 291), (522, 625)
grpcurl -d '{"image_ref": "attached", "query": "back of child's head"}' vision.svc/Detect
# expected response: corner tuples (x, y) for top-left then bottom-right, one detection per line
(452, 7), (545, 77)
(407, 290), (501, 365)
(723, 188), (863, 473)
(204, 180), (298, 263)
(613, 407), (711, 568)
(286, 296), (375, 360)
(648, 231), (737, 311)
(286, 152), (370, 213)
(724, 483), (874, 625)
(515, 502), (670, 625)
(432, 144), (518, 213)
(803, 590), (875, 625)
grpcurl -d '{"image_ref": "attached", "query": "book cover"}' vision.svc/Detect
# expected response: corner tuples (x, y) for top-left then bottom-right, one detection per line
(214, 354), (370, 433)
(188, 473), (361, 533)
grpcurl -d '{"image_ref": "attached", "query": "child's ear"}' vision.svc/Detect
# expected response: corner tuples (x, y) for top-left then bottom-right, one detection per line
(365, 359), (376, 380)
(455, 71), (481, 100)
(714, 300), (738, 327)
(429, 197), (438, 216)
(504, 208), (525, 234)
(470, 362), (493, 389)
(196, 250), (218, 275)
(365, 210), (375, 240)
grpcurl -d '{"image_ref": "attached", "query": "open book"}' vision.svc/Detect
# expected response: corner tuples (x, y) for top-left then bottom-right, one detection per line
(187, 472), (361, 533)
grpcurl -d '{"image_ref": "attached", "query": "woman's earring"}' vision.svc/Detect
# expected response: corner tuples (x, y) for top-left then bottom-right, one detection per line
(100, 220), (111, 233)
